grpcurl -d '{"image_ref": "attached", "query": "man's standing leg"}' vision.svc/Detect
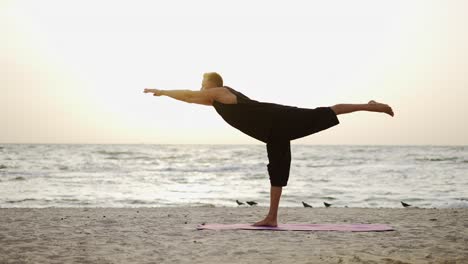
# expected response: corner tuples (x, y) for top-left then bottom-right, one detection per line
(252, 186), (283, 227)
(253, 141), (291, 227)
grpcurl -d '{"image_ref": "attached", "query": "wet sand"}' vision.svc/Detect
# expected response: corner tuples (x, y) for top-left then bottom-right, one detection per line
(0, 207), (467, 263)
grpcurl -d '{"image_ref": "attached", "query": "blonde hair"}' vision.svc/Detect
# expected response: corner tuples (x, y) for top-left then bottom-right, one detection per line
(203, 72), (223, 87)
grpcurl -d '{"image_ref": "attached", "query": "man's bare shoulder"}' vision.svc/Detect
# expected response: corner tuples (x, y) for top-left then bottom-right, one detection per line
(186, 87), (234, 106)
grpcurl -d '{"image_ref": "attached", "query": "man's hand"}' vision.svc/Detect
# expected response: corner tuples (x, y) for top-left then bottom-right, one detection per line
(143, 88), (163, 96)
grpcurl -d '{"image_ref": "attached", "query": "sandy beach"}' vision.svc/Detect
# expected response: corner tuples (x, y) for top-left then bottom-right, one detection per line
(0, 207), (467, 263)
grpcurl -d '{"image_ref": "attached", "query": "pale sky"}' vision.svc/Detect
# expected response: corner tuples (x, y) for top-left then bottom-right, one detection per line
(2, 0), (467, 145)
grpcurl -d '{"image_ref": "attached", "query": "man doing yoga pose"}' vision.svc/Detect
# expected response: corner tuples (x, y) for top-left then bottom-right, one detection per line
(143, 72), (394, 227)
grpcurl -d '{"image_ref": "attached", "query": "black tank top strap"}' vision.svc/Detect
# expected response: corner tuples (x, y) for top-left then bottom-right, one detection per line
(223, 86), (254, 104)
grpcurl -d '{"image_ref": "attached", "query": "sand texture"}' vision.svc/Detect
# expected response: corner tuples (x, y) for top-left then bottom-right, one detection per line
(0, 207), (467, 263)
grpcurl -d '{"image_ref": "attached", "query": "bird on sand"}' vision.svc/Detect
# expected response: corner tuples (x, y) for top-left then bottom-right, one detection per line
(401, 201), (411, 208)
(302, 201), (313, 208)
(246, 201), (258, 206)
(324, 202), (332, 208)
(236, 200), (244, 206)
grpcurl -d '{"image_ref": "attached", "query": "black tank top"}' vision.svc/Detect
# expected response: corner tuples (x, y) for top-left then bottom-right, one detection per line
(212, 86), (297, 143)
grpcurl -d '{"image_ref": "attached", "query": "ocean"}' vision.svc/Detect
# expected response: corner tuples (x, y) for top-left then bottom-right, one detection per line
(0, 144), (467, 208)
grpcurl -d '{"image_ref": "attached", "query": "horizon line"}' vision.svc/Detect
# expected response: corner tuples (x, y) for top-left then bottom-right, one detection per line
(0, 143), (466, 147)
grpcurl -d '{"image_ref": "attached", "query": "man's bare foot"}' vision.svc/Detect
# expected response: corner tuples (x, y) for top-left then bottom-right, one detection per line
(253, 217), (278, 227)
(368, 100), (394, 117)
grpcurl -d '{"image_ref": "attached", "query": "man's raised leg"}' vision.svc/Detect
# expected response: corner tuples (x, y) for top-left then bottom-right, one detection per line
(331, 100), (394, 116)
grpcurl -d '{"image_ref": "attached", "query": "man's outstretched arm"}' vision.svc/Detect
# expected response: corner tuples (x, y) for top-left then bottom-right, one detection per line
(143, 88), (215, 105)
(144, 89), (191, 102)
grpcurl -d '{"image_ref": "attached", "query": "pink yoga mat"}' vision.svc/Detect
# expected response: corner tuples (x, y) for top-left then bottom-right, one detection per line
(196, 223), (394, 232)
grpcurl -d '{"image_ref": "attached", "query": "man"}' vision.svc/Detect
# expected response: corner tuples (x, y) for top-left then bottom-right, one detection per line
(143, 72), (394, 227)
